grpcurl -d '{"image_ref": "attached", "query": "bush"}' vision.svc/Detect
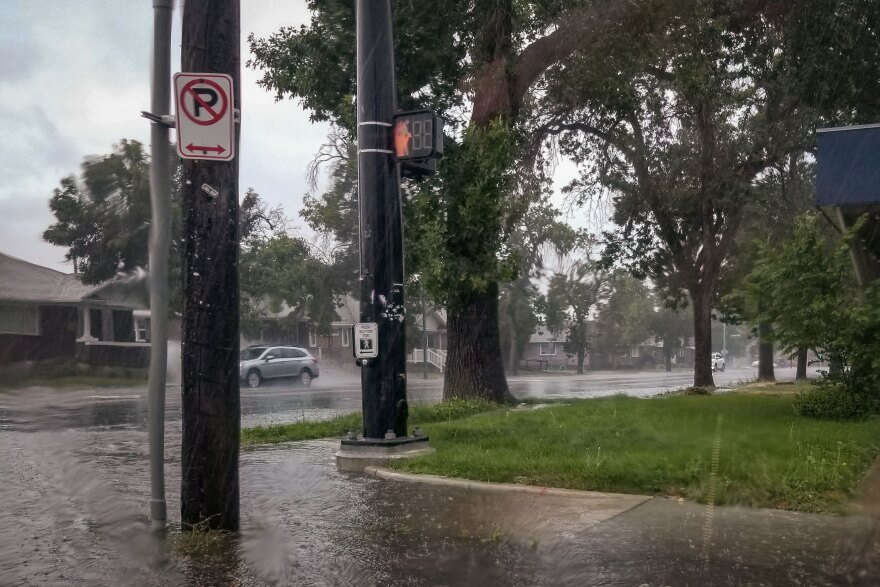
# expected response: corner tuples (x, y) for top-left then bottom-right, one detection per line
(793, 380), (874, 420)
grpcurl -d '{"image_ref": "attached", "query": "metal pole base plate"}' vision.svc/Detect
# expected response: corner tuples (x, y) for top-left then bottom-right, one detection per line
(335, 436), (433, 472)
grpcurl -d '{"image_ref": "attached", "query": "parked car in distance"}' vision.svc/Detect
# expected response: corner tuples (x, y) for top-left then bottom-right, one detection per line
(239, 345), (319, 389)
(711, 352), (725, 372)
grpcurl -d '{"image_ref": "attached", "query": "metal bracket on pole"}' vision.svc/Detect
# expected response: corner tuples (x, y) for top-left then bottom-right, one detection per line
(141, 111), (176, 128)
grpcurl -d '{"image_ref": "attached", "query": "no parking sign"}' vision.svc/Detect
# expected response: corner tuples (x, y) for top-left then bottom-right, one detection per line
(173, 73), (235, 161)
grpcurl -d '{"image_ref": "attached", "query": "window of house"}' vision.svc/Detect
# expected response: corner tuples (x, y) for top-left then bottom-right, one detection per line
(0, 304), (39, 335)
(540, 342), (557, 356)
(134, 316), (150, 342)
(308, 330), (317, 348)
(341, 326), (351, 347)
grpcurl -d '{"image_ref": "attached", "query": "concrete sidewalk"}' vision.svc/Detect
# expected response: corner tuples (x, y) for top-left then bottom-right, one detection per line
(360, 462), (880, 586)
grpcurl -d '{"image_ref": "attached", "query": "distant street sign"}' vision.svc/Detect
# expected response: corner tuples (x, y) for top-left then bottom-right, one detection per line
(174, 73), (235, 161)
(353, 322), (379, 359)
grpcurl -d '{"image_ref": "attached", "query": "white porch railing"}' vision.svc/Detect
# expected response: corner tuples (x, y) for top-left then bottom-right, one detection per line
(409, 348), (447, 372)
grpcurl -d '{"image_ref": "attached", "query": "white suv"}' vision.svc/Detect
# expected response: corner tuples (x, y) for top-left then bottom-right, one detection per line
(239, 345), (320, 388)
(711, 352), (725, 372)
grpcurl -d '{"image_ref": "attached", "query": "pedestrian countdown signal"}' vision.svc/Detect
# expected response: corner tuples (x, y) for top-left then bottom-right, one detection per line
(393, 111), (443, 161)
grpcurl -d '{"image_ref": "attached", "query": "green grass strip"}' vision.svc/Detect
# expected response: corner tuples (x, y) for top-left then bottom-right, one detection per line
(0, 374), (147, 392)
(241, 399), (499, 446)
(391, 393), (880, 513)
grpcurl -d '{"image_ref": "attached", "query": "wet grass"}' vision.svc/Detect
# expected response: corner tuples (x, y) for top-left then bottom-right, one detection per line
(167, 524), (233, 558)
(241, 399), (500, 446)
(392, 391), (880, 513)
(0, 374), (147, 392)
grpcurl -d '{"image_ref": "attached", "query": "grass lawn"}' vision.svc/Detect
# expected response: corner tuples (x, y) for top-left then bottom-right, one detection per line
(241, 399), (499, 446)
(392, 390), (880, 513)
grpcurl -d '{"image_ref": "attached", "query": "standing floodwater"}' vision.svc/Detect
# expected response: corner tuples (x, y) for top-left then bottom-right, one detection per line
(1, 385), (878, 586)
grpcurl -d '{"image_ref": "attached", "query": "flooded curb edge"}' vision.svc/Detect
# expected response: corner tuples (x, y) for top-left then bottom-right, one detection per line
(364, 466), (653, 504)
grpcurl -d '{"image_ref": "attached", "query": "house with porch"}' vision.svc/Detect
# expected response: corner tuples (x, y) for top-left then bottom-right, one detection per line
(408, 306), (448, 372)
(0, 252), (150, 369)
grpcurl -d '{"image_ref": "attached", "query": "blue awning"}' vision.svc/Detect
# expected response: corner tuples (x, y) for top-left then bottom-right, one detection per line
(816, 124), (880, 206)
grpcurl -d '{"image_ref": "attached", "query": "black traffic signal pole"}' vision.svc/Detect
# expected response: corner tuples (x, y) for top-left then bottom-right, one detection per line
(355, 0), (409, 440)
(179, 0), (241, 531)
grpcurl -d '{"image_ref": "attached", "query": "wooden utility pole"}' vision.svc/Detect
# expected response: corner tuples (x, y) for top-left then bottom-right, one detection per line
(355, 0), (408, 439)
(179, 0), (241, 531)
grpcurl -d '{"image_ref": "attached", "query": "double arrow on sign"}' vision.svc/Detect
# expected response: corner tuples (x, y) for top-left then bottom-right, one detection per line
(185, 143), (226, 154)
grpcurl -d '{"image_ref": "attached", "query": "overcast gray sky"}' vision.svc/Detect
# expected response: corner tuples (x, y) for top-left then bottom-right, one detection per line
(0, 0), (329, 270)
(0, 1), (587, 273)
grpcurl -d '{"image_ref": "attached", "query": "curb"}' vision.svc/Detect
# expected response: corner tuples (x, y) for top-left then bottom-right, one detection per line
(363, 466), (653, 503)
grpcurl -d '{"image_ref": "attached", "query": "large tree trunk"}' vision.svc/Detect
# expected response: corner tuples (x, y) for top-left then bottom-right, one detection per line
(796, 347), (808, 380)
(507, 322), (519, 376)
(757, 321), (775, 382)
(576, 320), (586, 374)
(690, 287), (715, 388)
(444, 283), (515, 403)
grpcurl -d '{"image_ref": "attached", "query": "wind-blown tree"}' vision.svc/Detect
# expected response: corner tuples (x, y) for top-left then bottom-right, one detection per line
(249, 0), (670, 402)
(239, 188), (287, 250)
(650, 301), (693, 372)
(719, 154), (816, 381)
(533, 0), (879, 387)
(239, 232), (348, 341)
(44, 139), (186, 309)
(238, 188), (349, 340)
(500, 196), (577, 374)
(734, 214), (852, 375)
(593, 272), (654, 368)
(545, 244), (607, 374)
(44, 139), (176, 283)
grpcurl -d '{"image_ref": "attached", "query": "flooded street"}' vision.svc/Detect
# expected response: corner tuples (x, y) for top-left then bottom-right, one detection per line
(2, 367), (876, 586)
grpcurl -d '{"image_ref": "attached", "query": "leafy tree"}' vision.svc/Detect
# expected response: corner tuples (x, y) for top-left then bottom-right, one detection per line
(499, 197), (576, 374)
(733, 214), (852, 371)
(593, 272), (654, 367)
(44, 140), (179, 283)
(651, 302), (693, 372)
(545, 251), (607, 374)
(719, 152), (816, 380)
(239, 233), (347, 340)
(44, 139), (186, 310)
(534, 0), (878, 387)
(740, 212), (880, 417)
(240, 188), (287, 250)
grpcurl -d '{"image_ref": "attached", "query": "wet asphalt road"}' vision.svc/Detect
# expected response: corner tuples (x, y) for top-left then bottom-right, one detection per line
(5, 365), (872, 586)
(1, 365), (811, 431)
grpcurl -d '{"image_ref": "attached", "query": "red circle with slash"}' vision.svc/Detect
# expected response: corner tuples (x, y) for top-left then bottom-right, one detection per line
(180, 78), (228, 126)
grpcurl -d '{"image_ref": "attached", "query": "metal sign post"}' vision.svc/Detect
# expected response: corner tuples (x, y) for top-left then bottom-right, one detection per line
(146, 0), (174, 533)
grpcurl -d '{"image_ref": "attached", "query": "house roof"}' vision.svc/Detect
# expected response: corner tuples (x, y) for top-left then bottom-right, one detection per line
(332, 296), (360, 325)
(529, 328), (565, 344)
(0, 252), (98, 304)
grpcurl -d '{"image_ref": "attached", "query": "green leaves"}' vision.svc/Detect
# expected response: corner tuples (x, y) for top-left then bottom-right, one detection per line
(239, 233), (346, 338)
(414, 119), (520, 308)
(43, 139), (181, 286)
(736, 213), (851, 356)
